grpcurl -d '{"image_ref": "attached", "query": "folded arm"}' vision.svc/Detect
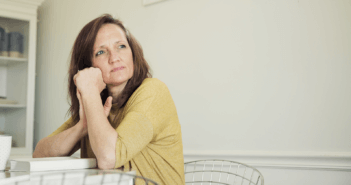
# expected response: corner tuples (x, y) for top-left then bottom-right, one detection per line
(81, 90), (117, 169)
(33, 121), (86, 158)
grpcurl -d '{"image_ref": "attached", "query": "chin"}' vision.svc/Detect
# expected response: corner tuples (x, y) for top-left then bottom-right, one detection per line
(107, 80), (128, 87)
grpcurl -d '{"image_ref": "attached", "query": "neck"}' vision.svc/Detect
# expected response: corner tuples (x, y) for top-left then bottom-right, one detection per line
(107, 82), (128, 104)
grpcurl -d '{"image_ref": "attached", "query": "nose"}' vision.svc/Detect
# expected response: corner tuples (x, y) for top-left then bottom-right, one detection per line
(109, 50), (120, 63)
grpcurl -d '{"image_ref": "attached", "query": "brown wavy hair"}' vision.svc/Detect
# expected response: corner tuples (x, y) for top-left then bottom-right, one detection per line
(68, 14), (152, 123)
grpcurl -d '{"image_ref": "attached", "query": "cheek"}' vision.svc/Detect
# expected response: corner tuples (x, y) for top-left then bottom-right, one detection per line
(92, 63), (109, 79)
(91, 58), (98, 67)
(101, 68), (110, 79)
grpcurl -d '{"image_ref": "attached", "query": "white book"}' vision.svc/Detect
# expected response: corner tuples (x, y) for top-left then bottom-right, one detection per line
(9, 157), (97, 172)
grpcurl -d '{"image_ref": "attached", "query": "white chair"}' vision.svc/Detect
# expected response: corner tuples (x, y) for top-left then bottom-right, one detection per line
(184, 159), (264, 185)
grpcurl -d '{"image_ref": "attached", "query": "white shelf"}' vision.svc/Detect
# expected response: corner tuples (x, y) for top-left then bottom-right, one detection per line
(0, 56), (28, 66)
(0, 104), (26, 108)
(0, 104), (26, 112)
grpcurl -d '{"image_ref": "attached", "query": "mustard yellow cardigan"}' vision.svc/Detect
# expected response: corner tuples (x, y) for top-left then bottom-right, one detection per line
(49, 78), (185, 184)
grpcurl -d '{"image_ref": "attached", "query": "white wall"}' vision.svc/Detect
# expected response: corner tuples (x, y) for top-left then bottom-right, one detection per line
(35, 0), (351, 184)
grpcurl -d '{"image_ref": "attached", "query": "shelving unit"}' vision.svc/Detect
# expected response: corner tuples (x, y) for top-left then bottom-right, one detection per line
(0, 0), (45, 156)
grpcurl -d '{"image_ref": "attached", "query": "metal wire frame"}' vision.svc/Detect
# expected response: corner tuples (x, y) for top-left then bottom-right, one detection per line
(10, 170), (159, 185)
(184, 159), (264, 185)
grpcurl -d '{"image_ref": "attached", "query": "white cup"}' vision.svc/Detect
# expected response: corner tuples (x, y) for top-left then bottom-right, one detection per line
(0, 135), (12, 171)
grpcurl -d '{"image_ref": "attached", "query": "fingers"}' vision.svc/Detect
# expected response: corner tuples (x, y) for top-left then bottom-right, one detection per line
(107, 96), (113, 106)
(74, 67), (106, 93)
(73, 69), (80, 86)
(76, 89), (83, 107)
(104, 96), (113, 117)
(73, 74), (77, 86)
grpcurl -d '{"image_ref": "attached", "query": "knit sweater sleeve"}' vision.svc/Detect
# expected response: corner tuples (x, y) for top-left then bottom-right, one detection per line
(114, 78), (173, 168)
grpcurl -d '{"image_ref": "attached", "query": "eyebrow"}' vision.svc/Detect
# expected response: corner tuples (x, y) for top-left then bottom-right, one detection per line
(94, 41), (122, 51)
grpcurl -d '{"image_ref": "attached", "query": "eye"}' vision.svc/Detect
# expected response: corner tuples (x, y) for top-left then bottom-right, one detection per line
(119, 45), (126, 49)
(95, 50), (104, 56)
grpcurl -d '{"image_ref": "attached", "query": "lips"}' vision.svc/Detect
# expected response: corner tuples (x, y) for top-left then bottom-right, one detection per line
(112, 66), (125, 72)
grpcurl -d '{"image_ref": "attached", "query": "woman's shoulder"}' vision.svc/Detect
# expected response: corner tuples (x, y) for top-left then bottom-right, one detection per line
(126, 78), (171, 108)
(141, 78), (167, 87)
(137, 78), (169, 93)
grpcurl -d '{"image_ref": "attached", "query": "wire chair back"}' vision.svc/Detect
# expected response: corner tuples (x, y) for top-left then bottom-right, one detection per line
(184, 159), (264, 185)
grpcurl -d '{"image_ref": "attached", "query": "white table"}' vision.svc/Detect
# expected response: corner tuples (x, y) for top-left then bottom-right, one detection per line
(0, 169), (135, 185)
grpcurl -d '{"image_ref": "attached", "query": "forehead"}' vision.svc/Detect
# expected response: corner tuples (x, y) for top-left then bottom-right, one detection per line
(94, 24), (127, 45)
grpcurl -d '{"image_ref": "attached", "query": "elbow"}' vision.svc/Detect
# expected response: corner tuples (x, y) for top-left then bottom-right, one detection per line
(32, 148), (39, 158)
(97, 153), (116, 170)
(32, 152), (40, 158)
(32, 139), (45, 158)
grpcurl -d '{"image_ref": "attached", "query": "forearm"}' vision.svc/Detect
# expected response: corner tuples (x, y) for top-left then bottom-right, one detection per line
(82, 91), (117, 169)
(33, 123), (86, 158)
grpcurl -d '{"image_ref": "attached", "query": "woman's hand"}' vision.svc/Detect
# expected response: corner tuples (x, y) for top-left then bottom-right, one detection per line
(73, 67), (106, 96)
(76, 89), (88, 134)
(103, 96), (113, 117)
(76, 87), (113, 135)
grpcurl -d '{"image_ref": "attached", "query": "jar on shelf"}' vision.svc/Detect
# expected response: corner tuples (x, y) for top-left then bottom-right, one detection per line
(8, 31), (23, 58)
(0, 26), (8, 57)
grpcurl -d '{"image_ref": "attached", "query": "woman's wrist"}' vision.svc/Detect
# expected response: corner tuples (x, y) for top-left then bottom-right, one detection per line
(75, 120), (88, 137)
(80, 88), (101, 99)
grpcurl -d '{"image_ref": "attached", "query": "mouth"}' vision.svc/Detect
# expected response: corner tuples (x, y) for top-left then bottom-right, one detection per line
(112, 66), (125, 72)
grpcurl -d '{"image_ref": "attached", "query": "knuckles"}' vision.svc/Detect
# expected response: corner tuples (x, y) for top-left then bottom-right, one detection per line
(76, 67), (102, 78)
(74, 67), (105, 90)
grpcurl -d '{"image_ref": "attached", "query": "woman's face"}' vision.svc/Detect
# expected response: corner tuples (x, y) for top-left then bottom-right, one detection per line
(92, 24), (134, 88)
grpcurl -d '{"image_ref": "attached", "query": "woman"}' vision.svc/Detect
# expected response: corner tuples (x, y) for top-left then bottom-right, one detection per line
(33, 14), (185, 185)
